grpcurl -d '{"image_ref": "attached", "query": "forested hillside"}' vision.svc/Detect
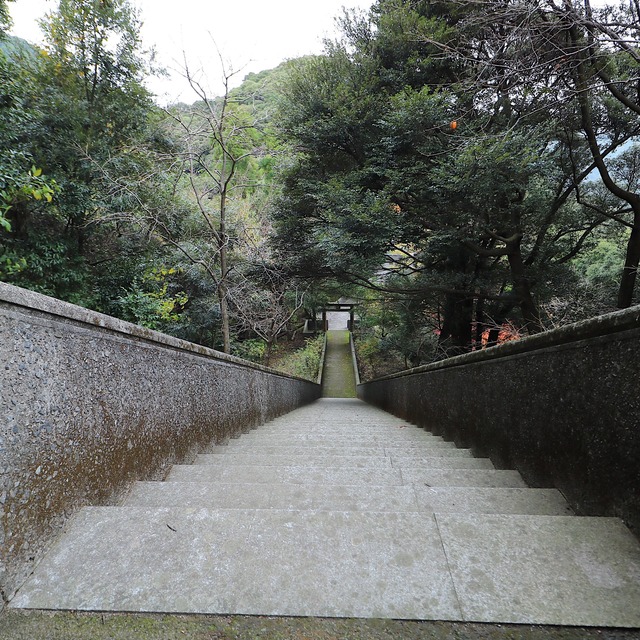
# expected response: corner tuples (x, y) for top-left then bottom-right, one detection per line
(0, 0), (315, 367)
(1, 0), (639, 375)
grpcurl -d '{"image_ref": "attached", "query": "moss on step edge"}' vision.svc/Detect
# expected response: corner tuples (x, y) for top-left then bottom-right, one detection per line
(1, 611), (639, 640)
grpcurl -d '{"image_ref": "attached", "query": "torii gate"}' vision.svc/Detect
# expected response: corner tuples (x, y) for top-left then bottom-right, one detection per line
(321, 300), (357, 331)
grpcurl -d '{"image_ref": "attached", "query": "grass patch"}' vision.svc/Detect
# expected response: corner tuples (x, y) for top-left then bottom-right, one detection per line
(269, 334), (325, 381)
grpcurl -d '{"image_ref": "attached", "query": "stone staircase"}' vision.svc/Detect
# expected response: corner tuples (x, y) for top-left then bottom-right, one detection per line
(10, 398), (640, 627)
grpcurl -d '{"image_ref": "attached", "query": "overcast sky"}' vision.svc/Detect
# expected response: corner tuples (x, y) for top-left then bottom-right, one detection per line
(8, 0), (374, 103)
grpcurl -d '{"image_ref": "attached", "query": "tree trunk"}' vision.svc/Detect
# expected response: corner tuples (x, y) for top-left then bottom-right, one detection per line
(617, 208), (640, 308)
(437, 290), (474, 358)
(218, 282), (231, 354)
(485, 300), (515, 348)
(219, 179), (231, 354)
(506, 240), (542, 334)
(474, 297), (486, 350)
(264, 339), (275, 367)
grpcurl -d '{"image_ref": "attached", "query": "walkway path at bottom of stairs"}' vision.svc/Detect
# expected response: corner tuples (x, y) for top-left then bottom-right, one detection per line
(321, 329), (357, 398)
(10, 398), (640, 627)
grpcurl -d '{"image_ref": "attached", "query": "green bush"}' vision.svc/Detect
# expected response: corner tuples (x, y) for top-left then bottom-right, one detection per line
(276, 335), (325, 381)
(232, 339), (267, 364)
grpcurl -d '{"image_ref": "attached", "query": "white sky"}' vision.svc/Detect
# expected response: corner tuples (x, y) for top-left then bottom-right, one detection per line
(8, 0), (374, 104)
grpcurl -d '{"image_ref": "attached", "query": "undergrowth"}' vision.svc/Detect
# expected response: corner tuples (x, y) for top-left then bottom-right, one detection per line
(271, 334), (325, 381)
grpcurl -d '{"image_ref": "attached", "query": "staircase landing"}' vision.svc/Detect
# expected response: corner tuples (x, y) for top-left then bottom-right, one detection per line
(10, 399), (640, 627)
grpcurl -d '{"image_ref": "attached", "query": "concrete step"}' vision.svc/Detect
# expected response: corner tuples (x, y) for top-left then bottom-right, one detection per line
(265, 417), (414, 424)
(235, 425), (435, 440)
(125, 482), (573, 516)
(210, 442), (457, 455)
(12, 508), (640, 626)
(393, 457), (494, 469)
(230, 433), (448, 445)
(240, 420), (425, 428)
(166, 464), (525, 487)
(264, 411), (409, 420)
(126, 482), (419, 511)
(167, 464), (405, 485)
(264, 423), (420, 429)
(413, 486), (573, 515)
(387, 449), (471, 458)
(210, 445), (388, 456)
(382, 441), (455, 448)
(401, 468), (528, 487)
(200, 448), (474, 462)
(193, 453), (493, 469)
(195, 453), (393, 468)
(263, 408), (397, 420)
(235, 430), (442, 437)
(255, 416), (418, 423)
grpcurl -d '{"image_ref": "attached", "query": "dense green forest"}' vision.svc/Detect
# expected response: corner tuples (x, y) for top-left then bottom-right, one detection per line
(1, 0), (639, 376)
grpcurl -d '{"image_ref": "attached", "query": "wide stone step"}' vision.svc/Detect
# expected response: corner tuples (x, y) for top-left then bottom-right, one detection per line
(389, 449), (473, 459)
(382, 441), (455, 449)
(293, 420), (419, 424)
(264, 413), (406, 423)
(195, 453), (393, 468)
(235, 432), (445, 447)
(166, 464), (525, 487)
(126, 482), (418, 511)
(200, 448), (474, 461)
(394, 457), (494, 469)
(268, 418), (414, 425)
(126, 482), (573, 515)
(10, 507), (463, 619)
(210, 445), (388, 456)
(231, 433), (447, 445)
(239, 424), (427, 433)
(401, 468), (528, 487)
(413, 486), (573, 515)
(211, 442), (457, 455)
(193, 453), (492, 469)
(167, 464), (405, 485)
(11, 508), (640, 626)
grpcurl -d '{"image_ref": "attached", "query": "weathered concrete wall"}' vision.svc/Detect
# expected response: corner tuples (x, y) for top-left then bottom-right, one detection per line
(0, 282), (320, 603)
(358, 307), (640, 537)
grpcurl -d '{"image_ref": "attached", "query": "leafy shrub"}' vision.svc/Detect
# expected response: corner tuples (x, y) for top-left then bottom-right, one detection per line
(274, 335), (325, 381)
(232, 339), (267, 364)
(116, 268), (188, 331)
